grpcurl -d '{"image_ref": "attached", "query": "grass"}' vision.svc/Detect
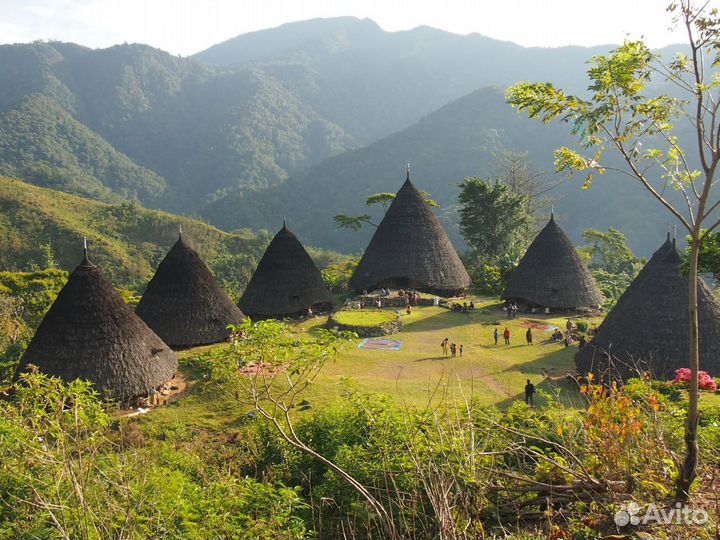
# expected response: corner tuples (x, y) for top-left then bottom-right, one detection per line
(296, 298), (600, 410)
(330, 309), (398, 327)
(141, 296), (720, 432)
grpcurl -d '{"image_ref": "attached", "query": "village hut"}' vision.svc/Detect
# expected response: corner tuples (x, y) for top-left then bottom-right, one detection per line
(349, 171), (471, 296)
(238, 223), (333, 318)
(503, 213), (602, 309)
(136, 230), (245, 348)
(17, 246), (177, 400)
(575, 240), (720, 381)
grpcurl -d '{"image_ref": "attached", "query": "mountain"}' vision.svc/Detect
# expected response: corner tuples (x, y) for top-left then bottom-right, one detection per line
(212, 87), (684, 256)
(195, 17), (618, 143)
(0, 19), (688, 256)
(0, 176), (270, 297)
(0, 41), (353, 211)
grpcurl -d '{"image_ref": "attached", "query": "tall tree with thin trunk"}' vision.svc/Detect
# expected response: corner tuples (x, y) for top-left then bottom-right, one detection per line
(506, 0), (720, 500)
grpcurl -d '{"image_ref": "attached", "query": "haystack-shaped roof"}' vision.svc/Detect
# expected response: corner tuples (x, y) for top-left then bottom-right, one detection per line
(136, 233), (245, 348)
(575, 241), (720, 380)
(18, 253), (177, 400)
(349, 172), (471, 296)
(238, 224), (332, 318)
(503, 214), (602, 308)
(610, 232), (672, 313)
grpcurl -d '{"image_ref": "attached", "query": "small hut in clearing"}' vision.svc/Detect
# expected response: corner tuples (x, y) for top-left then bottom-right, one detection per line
(136, 231), (245, 348)
(238, 224), (333, 318)
(503, 213), (602, 310)
(349, 171), (471, 296)
(575, 240), (720, 381)
(17, 250), (177, 401)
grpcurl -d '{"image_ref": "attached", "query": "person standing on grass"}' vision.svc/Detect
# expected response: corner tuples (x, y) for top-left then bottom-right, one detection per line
(441, 338), (449, 357)
(526, 328), (533, 346)
(459, 344), (464, 357)
(494, 327), (499, 346)
(150, 386), (158, 406)
(450, 343), (457, 357)
(524, 379), (535, 406)
(503, 327), (511, 346)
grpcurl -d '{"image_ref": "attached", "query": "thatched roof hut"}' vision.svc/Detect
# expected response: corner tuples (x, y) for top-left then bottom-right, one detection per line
(136, 233), (245, 348)
(503, 214), (602, 309)
(238, 224), (333, 318)
(349, 172), (471, 296)
(575, 240), (720, 380)
(18, 252), (177, 400)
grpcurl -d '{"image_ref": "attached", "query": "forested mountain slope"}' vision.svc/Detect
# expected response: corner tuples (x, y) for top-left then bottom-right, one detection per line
(0, 177), (269, 296)
(215, 87), (685, 256)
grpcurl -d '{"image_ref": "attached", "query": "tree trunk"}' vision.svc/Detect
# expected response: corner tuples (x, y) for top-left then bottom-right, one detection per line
(676, 239), (701, 501)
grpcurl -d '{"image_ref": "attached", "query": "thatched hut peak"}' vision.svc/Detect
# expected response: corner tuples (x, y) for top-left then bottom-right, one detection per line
(503, 214), (602, 309)
(238, 223), (333, 318)
(17, 254), (177, 401)
(349, 171), (471, 296)
(136, 234), (245, 348)
(575, 238), (720, 381)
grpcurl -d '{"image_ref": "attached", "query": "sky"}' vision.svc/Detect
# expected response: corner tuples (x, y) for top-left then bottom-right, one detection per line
(0, 0), (710, 56)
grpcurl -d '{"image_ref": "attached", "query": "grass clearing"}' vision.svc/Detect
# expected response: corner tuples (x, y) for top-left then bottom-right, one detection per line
(330, 309), (398, 327)
(144, 297), (720, 431)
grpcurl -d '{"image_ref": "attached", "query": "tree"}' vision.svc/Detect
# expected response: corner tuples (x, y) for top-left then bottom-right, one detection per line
(334, 191), (438, 231)
(579, 228), (644, 308)
(493, 150), (561, 224)
(458, 177), (533, 265)
(457, 177), (533, 294)
(581, 228), (644, 275)
(689, 229), (720, 278)
(506, 1), (720, 499)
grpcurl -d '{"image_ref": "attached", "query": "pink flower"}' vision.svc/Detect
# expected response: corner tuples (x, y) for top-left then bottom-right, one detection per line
(673, 369), (717, 391)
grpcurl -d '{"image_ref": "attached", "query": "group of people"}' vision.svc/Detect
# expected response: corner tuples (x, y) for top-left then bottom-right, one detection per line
(450, 301), (475, 313)
(493, 326), (533, 346)
(441, 337), (464, 358)
(398, 289), (421, 306)
(504, 302), (519, 319)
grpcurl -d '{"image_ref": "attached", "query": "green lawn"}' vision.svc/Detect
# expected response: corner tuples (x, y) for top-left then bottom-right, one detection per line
(141, 297), (720, 431)
(330, 309), (398, 327)
(298, 299), (600, 409)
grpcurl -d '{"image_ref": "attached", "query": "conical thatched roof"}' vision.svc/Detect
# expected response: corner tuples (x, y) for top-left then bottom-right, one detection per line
(18, 253), (177, 400)
(349, 172), (471, 296)
(238, 224), (333, 318)
(136, 233), (245, 348)
(503, 214), (602, 309)
(610, 232), (672, 313)
(575, 241), (720, 380)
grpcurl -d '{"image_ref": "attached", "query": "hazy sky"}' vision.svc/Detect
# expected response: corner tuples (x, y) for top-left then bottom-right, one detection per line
(0, 0), (708, 56)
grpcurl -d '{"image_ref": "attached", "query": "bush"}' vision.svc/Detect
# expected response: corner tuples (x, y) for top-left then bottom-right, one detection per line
(575, 321), (588, 333)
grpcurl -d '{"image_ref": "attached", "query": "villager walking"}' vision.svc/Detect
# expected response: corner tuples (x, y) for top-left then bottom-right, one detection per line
(524, 379), (535, 406)
(450, 343), (457, 357)
(503, 327), (511, 346)
(441, 338), (449, 357)
(459, 344), (464, 357)
(494, 327), (499, 346)
(526, 328), (533, 346)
